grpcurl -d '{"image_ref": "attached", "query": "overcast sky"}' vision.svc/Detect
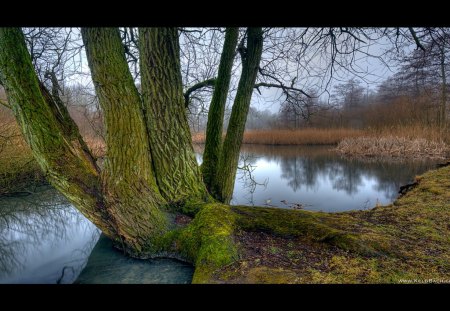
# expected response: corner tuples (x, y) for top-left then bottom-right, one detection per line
(58, 28), (416, 114)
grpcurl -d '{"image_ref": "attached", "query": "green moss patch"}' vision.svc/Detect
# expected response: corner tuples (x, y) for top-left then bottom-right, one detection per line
(173, 203), (238, 283)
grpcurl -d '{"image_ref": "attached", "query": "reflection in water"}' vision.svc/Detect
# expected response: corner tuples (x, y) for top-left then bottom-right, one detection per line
(0, 145), (440, 282)
(195, 144), (440, 212)
(0, 187), (100, 283)
(0, 187), (194, 284)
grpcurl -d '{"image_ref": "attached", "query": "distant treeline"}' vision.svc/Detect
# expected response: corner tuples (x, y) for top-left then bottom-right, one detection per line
(188, 39), (449, 133)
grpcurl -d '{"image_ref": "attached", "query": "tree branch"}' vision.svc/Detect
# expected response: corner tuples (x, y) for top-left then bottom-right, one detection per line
(408, 27), (426, 51)
(254, 82), (311, 98)
(257, 67), (311, 98)
(184, 78), (216, 107)
(184, 77), (312, 108)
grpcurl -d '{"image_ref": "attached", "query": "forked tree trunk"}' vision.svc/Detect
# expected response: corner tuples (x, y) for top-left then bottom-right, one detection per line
(213, 28), (263, 203)
(139, 28), (209, 204)
(201, 28), (239, 195)
(81, 28), (168, 253)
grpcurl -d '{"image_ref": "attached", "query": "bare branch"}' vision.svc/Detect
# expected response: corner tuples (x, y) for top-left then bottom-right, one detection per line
(409, 27), (426, 51)
(184, 78), (216, 107)
(254, 82), (311, 98)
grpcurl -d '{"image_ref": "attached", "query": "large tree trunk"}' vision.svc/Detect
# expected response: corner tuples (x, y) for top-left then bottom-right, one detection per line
(213, 28), (264, 203)
(0, 28), (116, 237)
(139, 28), (209, 204)
(201, 28), (239, 196)
(81, 28), (168, 254)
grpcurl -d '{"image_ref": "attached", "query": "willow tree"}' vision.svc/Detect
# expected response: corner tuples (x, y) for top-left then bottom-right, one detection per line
(0, 26), (262, 273)
(0, 27), (382, 283)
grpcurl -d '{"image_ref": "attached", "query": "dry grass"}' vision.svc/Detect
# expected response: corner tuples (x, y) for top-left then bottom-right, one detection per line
(364, 125), (450, 144)
(0, 112), (106, 194)
(192, 132), (207, 144)
(0, 132), (106, 195)
(0, 134), (45, 195)
(336, 136), (449, 159)
(192, 125), (450, 146)
(243, 129), (365, 145)
(192, 128), (365, 145)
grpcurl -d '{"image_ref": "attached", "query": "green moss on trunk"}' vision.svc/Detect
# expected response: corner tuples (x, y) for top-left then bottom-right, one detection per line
(82, 28), (168, 253)
(0, 28), (115, 237)
(139, 28), (209, 204)
(166, 203), (238, 283)
(213, 28), (264, 203)
(202, 28), (239, 194)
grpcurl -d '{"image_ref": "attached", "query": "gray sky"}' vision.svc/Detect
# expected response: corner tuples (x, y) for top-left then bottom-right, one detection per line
(58, 27), (415, 114)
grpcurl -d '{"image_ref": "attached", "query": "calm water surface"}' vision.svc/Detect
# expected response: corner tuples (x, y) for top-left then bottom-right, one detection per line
(0, 187), (193, 284)
(0, 145), (440, 283)
(196, 144), (441, 212)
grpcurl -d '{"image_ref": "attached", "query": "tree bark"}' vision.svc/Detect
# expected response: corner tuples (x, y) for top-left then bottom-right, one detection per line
(201, 28), (239, 195)
(139, 28), (209, 204)
(0, 28), (115, 237)
(81, 28), (168, 253)
(213, 28), (264, 203)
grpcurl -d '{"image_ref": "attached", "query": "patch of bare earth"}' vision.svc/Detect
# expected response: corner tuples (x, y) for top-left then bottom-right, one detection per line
(213, 231), (358, 283)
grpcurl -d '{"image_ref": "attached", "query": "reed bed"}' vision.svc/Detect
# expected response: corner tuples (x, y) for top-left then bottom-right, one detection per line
(192, 128), (365, 145)
(336, 136), (449, 159)
(192, 126), (450, 146)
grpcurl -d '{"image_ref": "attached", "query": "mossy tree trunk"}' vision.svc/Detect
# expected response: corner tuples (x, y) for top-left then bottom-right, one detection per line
(139, 28), (209, 204)
(81, 28), (168, 254)
(0, 28), (117, 238)
(201, 28), (239, 195)
(0, 26), (262, 276)
(0, 27), (263, 263)
(213, 28), (264, 203)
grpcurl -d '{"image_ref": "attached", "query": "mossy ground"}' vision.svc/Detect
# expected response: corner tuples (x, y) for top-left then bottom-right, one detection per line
(197, 165), (450, 283)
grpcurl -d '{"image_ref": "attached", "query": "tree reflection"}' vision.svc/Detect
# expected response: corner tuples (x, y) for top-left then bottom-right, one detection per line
(239, 144), (439, 202)
(234, 152), (268, 205)
(0, 187), (99, 283)
(280, 157), (322, 192)
(328, 161), (363, 195)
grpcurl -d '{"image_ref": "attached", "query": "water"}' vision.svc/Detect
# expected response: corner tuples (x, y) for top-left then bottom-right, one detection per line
(76, 235), (193, 284)
(196, 144), (441, 212)
(0, 186), (193, 284)
(0, 145), (441, 283)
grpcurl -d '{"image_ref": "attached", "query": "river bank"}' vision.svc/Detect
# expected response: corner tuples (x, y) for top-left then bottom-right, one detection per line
(1, 133), (449, 283)
(203, 163), (450, 283)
